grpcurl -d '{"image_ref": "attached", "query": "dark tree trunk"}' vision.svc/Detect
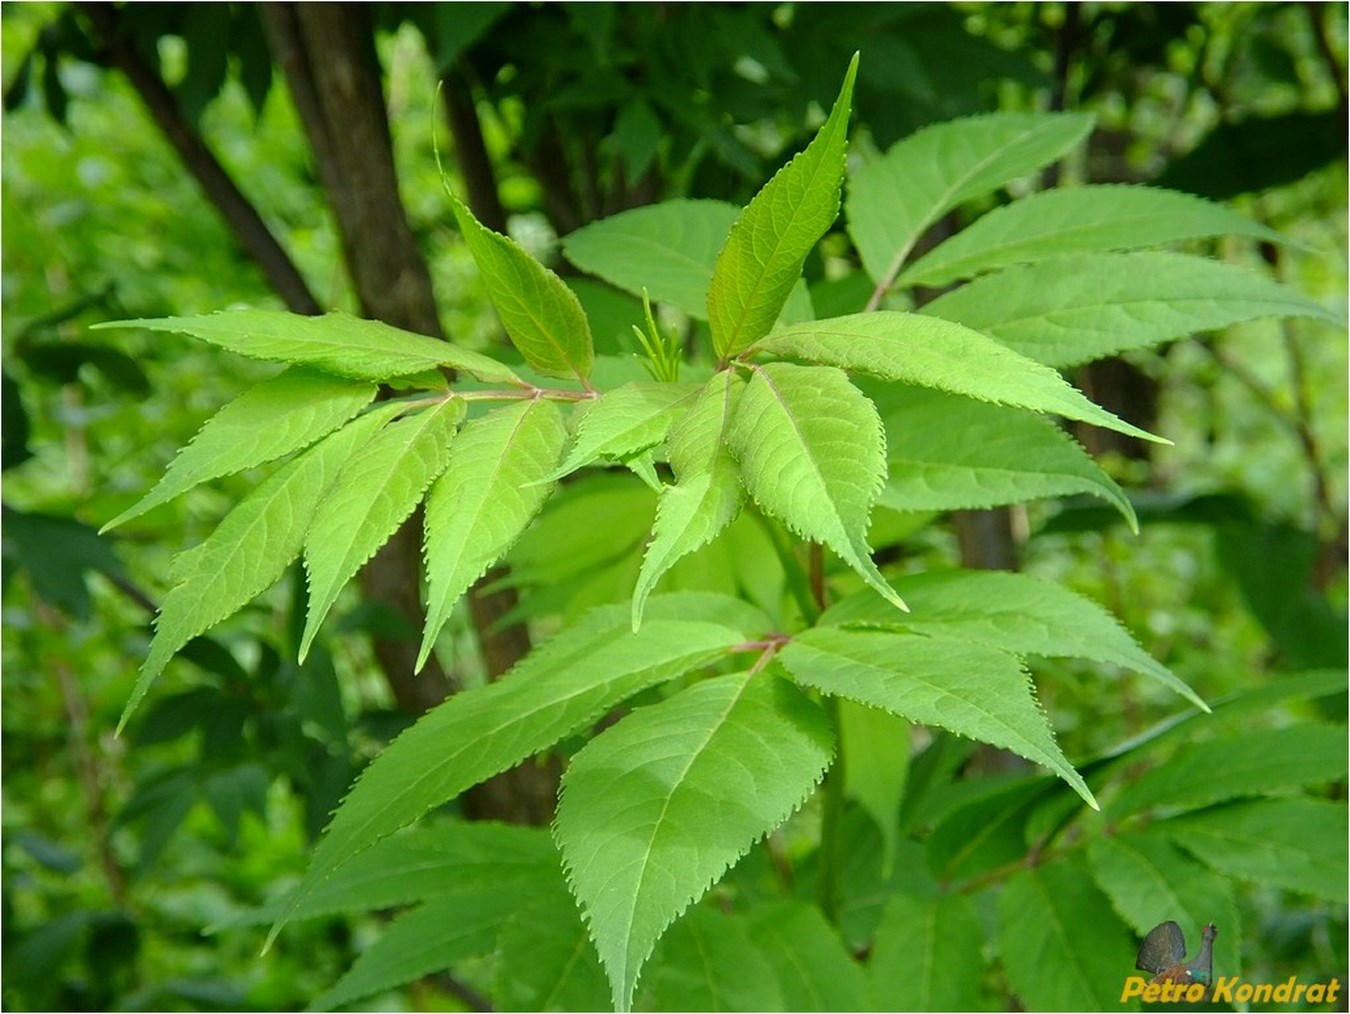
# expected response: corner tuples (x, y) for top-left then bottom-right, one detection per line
(258, 3), (558, 824)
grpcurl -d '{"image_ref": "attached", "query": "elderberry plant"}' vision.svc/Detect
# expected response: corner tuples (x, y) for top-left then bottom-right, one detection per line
(97, 55), (1339, 1011)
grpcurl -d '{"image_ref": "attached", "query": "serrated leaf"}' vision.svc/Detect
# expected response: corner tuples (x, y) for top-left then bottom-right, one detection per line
(847, 111), (1094, 289)
(300, 399), (464, 660)
(642, 906), (786, 1013)
(494, 887), (610, 1012)
(633, 371), (746, 629)
(998, 860), (1135, 1011)
(875, 386), (1135, 526)
(820, 569), (1206, 712)
(902, 184), (1288, 287)
(122, 404), (405, 731)
(563, 200), (741, 318)
(545, 381), (697, 482)
(1087, 832), (1241, 979)
(1109, 725), (1347, 818)
(1163, 798), (1348, 902)
(728, 362), (905, 610)
(757, 312), (1167, 444)
(103, 369), (376, 532)
(222, 821), (556, 930)
(708, 54), (856, 357)
(311, 876), (561, 1012)
(270, 594), (759, 949)
(779, 627), (1095, 808)
(923, 251), (1342, 368)
(449, 193), (594, 382)
(745, 900), (871, 1012)
(870, 892), (984, 1012)
(563, 200), (814, 325)
(419, 400), (566, 671)
(94, 309), (510, 382)
(556, 672), (833, 1012)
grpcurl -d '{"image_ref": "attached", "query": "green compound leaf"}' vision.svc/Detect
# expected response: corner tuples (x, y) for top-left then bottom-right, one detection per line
(555, 672), (833, 1012)
(545, 381), (699, 482)
(846, 111), (1094, 290)
(778, 626), (1095, 809)
(901, 184), (1288, 288)
(311, 873), (563, 1012)
(998, 860), (1136, 1011)
(449, 192), (595, 383)
(633, 371), (746, 630)
(563, 200), (742, 318)
(820, 569), (1206, 712)
(643, 907), (786, 1012)
(300, 399), (464, 660)
(95, 309), (511, 382)
(1108, 725), (1348, 818)
(707, 54), (857, 357)
(1086, 832), (1241, 979)
(875, 386), (1134, 525)
(757, 312), (1167, 444)
(269, 594), (760, 950)
(728, 362), (905, 611)
(418, 399), (567, 671)
(923, 251), (1342, 368)
(227, 821), (556, 929)
(1162, 797), (1349, 902)
(871, 892), (984, 1012)
(124, 403), (405, 731)
(493, 887), (609, 1012)
(103, 369), (376, 532)
(745, 899), (871, 1011)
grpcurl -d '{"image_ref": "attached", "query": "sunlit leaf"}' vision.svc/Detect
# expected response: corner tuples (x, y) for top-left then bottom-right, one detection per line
(123, 403), (405, 731)
(419, 399), (566, 670)
(556, 672), (832, 1011)
(300, 399), (464, 660)
(103, 369), (376, 531)
(708, 54), (856, 356)
(779, 627), (1095, 808)
(729, 362), (905, 610)
(450, 193), (594, 382)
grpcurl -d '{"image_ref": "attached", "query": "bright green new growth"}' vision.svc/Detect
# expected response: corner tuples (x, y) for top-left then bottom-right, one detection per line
(300, 399), (464, 661)
(93, 309), (505, 382)
(758, 312), (1168, 444)
(543, 380), (698, 483)
(728, 362), (906, 611)
(102, 368), (377, 532)
(418, 399), (567, 671)
(122, 402), (406, 731)
(707, 54), (857, 357)
(447, 192), (595, 383)
(632, 371), (746, 630)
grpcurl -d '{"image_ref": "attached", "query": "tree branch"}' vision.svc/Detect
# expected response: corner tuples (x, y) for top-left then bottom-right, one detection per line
(77, 3), (321, 316)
